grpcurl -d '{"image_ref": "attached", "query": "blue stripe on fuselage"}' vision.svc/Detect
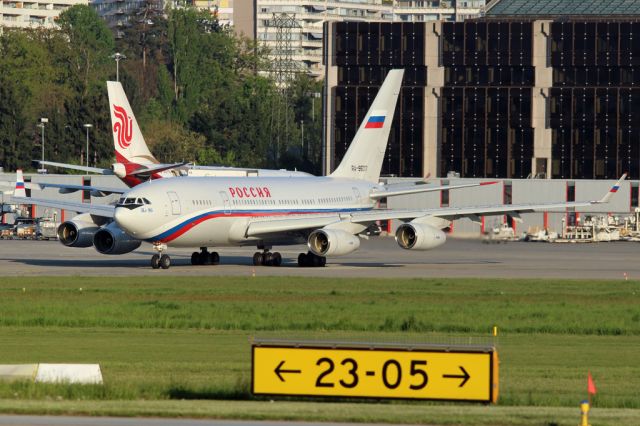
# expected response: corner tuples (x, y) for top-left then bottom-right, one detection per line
(146, 207), (373, 242)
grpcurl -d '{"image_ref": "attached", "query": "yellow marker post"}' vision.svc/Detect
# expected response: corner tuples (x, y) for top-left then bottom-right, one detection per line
(580, 400), (591, 426)
(252, 345), (498, 403)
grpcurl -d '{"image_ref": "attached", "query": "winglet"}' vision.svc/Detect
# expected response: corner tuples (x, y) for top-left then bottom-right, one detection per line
(14, 169), (26, 198)
(597, 173), (627, 204)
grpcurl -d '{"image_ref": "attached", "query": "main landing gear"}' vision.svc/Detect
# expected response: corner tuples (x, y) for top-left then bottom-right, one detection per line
(151, 243), (171, 270)
(297, 251), (326, 267)
(191, 247), (220, 266)
(253, 249), (282, 267)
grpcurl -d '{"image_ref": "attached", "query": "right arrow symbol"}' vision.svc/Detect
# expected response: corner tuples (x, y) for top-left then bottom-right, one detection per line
(443, 366), (470, 387)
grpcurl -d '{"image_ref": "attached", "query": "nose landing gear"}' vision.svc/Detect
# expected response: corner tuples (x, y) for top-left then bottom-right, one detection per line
(151, 243), (171, 269)
(191, 247), (220, 265)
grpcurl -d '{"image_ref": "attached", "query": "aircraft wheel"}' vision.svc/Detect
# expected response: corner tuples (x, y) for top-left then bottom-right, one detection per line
(210, 252), (220, 265)
(253, 252), (264, 266)
(191, 252), (199, 265)
(160, 254), (171, 269)
(197, 252), (208, 265)
(151, 254), (160, 269)
(272, 252), (282, 266)
(263, 252), (273, 266)
(298, 253), (311, 267)
(317, 256), (327, 267)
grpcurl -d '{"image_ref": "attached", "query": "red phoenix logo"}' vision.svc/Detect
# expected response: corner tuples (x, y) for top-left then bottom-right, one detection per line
(113, 104), (133, 149)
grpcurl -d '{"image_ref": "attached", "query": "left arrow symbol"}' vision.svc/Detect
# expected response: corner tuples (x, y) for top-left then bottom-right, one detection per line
(274, 360), (302, 382)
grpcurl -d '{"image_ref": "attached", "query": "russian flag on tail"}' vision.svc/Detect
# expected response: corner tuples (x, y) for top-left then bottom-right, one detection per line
(365, 115), (385, 129)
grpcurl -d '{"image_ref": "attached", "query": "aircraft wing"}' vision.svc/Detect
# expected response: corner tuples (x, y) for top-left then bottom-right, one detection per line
(369, 180), (498, 200)
(36, 183), (126, 197)
(37, 160), (114, 175)
(10, 196), (115, 218)
(246, 175), (626, 235)
(246, 214), (343, 236)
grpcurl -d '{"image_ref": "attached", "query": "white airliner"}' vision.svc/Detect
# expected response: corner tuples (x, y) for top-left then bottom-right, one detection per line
(35, 81), (310, 192)
(13, 70), (626, 269)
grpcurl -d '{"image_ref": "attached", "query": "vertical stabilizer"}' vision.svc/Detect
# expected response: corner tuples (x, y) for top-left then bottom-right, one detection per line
(107, 81), (157, 165)
(330, 69), (404, 182)
(14, 169), (26, 198)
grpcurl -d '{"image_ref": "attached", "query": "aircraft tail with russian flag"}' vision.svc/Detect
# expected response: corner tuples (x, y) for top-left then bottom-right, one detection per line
(330, 69), (404, 183)
(13, 169), (26, 198)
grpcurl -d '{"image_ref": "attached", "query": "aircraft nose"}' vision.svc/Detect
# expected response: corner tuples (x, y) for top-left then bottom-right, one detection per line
(114, 207), (136, 235)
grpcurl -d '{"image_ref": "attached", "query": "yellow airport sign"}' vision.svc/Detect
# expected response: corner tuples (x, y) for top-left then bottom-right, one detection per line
(252, 345), (498, 403)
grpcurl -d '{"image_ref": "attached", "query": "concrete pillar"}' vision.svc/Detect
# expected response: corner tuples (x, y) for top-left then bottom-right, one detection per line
(425, 21), (443, 178)
(322, 21), (338, 176)
(531, 20), (553, 178)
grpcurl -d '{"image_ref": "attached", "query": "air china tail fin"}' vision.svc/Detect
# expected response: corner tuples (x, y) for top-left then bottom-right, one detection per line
(330, 69), (404, 183)
(107, 81), (157, 166)
(14, 169), (26, 198)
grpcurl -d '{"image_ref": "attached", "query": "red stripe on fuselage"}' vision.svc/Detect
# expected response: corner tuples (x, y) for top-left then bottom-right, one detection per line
(157, 210), (338, 243)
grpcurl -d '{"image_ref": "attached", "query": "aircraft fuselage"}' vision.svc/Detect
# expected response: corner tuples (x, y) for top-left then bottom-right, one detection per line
(114, 176), (378, 247)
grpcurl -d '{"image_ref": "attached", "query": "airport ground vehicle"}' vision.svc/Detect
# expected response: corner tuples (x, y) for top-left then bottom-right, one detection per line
(14, 218), (37, 239)
(0, 223), (13, 239)
(36, 218), (59, 240)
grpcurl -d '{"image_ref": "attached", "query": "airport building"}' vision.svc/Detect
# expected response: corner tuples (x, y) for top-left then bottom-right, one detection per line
(0, 0), (87, 28)
(322, 0), (640, 182)
(235, 1), (486, 79)
(0, 0), (147, 30)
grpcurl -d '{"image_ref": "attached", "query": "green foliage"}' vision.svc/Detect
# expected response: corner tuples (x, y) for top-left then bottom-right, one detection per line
(0, 5), (321, 173)
(0, 276), (639, 414)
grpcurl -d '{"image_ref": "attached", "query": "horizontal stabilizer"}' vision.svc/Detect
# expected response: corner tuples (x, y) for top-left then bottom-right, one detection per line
(35, 160), (113, 175)
(370, 181), (498, 200)
(128, 162), (190, 177)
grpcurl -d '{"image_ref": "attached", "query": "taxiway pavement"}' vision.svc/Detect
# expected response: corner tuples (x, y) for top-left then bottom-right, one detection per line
(1, 237), (639, 279)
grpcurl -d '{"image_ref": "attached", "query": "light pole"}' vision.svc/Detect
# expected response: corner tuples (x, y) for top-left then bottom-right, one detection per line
(110, 52), (127, 82)
(307, 92), (321, 121)
(38, 118), (48, 174)
(83, 123), (93, 167)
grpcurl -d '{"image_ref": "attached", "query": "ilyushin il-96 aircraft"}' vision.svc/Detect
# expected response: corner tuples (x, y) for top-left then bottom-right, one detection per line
(13, 70), (626, 269)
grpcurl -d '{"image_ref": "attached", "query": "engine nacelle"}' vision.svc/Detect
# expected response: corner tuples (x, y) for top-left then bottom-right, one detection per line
(308, 229), (360, 257)
(111, 163), (126, 178)
(93, 222), (141, 255)
(395, 222), (446, 250)
(57, 217), (100, 248)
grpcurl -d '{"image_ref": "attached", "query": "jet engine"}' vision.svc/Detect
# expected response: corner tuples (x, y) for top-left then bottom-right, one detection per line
(308, 229), (360, 257)
(111, 163), (127, 178)
(395, 222), (446, 250)
(93, 222), (141, 255)
(57, 215), (100, 248)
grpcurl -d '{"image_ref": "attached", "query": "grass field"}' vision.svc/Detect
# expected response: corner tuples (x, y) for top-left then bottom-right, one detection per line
(0, 276), (638, 424)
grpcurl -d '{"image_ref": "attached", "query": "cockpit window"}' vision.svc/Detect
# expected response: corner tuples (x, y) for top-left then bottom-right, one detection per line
(116, 197), (147, 209)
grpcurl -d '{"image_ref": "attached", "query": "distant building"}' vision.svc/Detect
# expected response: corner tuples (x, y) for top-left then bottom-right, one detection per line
(322, 0), (640, 180)
(0, 0), (147, 31)
(234, 1), (486, 79)
(0, 0), (87, 29)
(191, 0), (234, 26)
